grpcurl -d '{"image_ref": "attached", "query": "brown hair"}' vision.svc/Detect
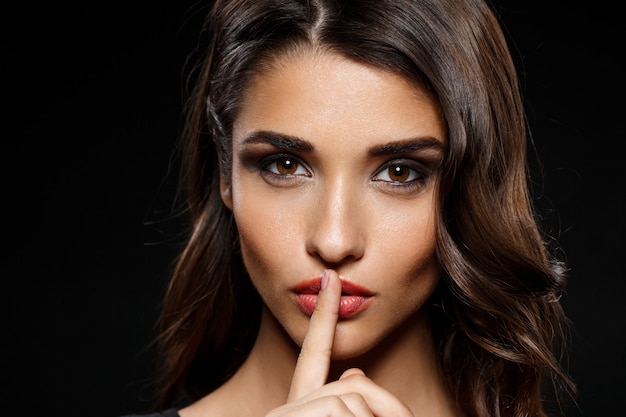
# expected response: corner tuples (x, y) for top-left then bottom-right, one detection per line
(158, 0), (576, 415)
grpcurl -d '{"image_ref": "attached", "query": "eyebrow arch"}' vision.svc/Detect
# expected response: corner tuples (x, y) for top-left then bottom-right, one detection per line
(367, 137), (446, 157)
(241, 131), (314, 152)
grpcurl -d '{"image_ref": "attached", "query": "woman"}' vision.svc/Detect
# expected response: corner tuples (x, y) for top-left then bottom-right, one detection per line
(133, 0), (576, 416)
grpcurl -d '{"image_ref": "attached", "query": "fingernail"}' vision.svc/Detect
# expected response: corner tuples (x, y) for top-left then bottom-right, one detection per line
(321, 270), (329, 290)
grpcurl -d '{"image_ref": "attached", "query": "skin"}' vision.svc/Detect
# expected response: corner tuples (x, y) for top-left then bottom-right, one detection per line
(179, 49), (457, 416)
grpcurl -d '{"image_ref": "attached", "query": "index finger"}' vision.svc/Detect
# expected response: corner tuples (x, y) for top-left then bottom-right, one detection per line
(287, 269), (342, 401)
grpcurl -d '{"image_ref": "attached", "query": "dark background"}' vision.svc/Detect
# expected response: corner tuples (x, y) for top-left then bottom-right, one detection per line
(8, 1), (623, 416)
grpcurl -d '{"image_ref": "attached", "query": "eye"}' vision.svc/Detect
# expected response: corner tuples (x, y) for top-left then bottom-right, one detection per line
(373, 161), (422, 184)
(262, 154), (311, 177)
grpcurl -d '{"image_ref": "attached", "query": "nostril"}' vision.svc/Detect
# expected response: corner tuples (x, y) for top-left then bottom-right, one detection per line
(306, 247), (364, 270)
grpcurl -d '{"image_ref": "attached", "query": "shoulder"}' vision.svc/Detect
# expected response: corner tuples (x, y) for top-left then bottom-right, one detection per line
(120, 409), (180, 417)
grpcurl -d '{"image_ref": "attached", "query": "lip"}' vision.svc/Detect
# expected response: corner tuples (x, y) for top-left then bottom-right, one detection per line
(291, 278), (375, 319)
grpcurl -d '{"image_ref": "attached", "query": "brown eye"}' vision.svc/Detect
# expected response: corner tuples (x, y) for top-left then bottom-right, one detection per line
(262, 155), (309, 177)
(388, 165), (410, 182)
(372, 159), (423, 186)
(276, 158), (298, 175)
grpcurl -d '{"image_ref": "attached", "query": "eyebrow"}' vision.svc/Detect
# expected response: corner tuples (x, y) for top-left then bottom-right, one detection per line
(241, 130), (446, 156)
(241, 131), (314, 152)
(366, 137), (446, 157)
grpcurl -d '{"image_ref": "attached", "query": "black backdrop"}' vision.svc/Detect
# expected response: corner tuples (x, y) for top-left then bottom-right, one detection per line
(8, 1), (624, 416)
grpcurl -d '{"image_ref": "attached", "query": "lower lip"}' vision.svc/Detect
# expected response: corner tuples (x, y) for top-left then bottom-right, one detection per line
(294, 294), (373, 319)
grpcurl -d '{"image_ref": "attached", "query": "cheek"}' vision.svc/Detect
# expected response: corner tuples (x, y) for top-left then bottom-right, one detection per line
(234, 204), (279, 278)
(372, 199), (440, 296)
(373, 198), (438, 261)
(231, 188), (305, 281)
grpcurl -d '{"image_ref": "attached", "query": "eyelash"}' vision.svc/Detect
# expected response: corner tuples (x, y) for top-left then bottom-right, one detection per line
(257, 154), (430, 191)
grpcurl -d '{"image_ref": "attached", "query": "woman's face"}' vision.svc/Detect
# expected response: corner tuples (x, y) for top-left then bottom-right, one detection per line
(221, 50), (447, 359)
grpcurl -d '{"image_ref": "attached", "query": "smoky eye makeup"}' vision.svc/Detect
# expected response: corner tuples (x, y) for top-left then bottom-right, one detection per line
(238, 147), (312, 185)
(237, 131), (314, 174)
(365, 136), (445, 193)
(258, 153), (311, 177)
(235, 132), (445, 192)
(371, 157), (436, 194)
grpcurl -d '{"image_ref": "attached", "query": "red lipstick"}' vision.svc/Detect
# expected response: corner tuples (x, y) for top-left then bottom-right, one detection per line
(292, 278), (374, 319)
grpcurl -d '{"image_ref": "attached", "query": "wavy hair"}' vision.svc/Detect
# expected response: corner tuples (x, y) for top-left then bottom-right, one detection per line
(157, 0), (576, 415)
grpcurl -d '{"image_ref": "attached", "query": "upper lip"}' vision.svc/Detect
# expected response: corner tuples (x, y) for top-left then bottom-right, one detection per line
(291, 277), (375, 296)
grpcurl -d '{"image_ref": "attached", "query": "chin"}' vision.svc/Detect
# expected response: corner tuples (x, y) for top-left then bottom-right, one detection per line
(330, 345), (373, 361)
(328, 323), (385, 360)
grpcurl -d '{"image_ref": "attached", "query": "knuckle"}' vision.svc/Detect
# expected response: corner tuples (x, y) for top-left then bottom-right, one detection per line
(343, 391), (367, 405)
(343, 372), (368, 385)
(325, 395), (350, 411)
(298, 347), (331, 361)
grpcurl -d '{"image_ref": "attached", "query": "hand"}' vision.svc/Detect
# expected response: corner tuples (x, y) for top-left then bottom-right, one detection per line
(266, 269), (414, 417)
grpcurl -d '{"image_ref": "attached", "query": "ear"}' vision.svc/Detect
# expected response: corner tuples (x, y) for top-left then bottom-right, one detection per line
(220, 175), (233, 210)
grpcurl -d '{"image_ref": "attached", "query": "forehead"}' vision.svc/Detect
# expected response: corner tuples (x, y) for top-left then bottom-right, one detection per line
(233, 49), (446, 147)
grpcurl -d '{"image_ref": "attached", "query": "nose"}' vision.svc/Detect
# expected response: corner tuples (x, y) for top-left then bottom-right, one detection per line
(305, 179), (366, 266)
